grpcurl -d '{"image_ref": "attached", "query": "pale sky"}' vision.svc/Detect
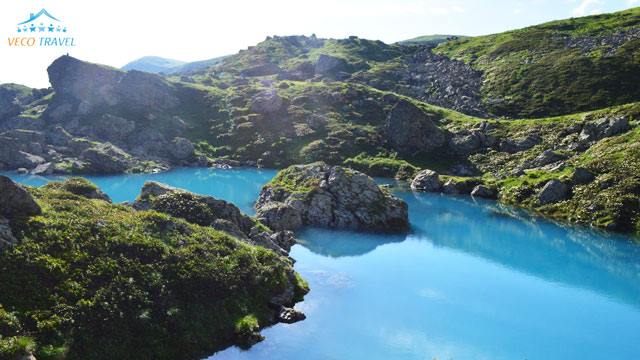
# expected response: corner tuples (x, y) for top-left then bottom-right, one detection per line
(1, 0), (638, 88)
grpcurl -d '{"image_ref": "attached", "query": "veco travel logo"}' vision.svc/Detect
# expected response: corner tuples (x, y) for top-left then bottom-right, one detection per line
(8, 9), (76, 47)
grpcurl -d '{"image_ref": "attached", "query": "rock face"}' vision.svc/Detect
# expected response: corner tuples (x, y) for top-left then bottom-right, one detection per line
(538, 180), (569, 205)
(442, 178), (482, 195)
(314, 54), (352, 78)
(579, 116), (629, 142)
(255, 163), (409, 232)
(0, 176), (41, 220)
(47, 55), (178, 112)
(0, 217), (17, 250)
(134, 182), (295, 255)
(81, 143), (131, 174)
(471, 185), (497, 199)
(410, 169), (442, 192)
(386, 100), (446, 155)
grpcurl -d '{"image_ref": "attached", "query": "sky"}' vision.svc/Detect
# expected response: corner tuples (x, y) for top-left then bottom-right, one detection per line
(1, 0), (639, 88)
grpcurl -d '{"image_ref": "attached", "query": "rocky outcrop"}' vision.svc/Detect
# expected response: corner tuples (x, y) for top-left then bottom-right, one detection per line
(255, 163), (409, 232)
(471, 185), (497, 199)
(410, 169), (442, 192)
(442, 178), (482, 195)
(81, 143), (132, 174)
(250, 90), (284, 114)
(538, 180), (569, 205)
(385, 99), (445, 155)
(579, 116), (629, 143)
(499, 134), (542, 153)
(0, 176), (41, 220)
(133, 182), (295, 255)
(314, 54), (358, 79)
(47, 55), (178, 113)
(0, 217), (17, 250)
(571, 167), (595, 185)
(351, 45), (485, 116)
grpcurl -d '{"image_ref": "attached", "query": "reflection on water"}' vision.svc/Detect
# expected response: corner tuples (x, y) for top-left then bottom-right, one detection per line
(6, 168), (640, 359)
(297, 228), (407, 258)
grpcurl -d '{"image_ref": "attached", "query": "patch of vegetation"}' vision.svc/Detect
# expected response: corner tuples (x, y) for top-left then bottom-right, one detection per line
(343, 153), (419, 178)
(0, 179), (306, 360)
(266, 164), (323, 194)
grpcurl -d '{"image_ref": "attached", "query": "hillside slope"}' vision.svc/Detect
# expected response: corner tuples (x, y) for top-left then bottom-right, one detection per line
(435, 7), (640, 117)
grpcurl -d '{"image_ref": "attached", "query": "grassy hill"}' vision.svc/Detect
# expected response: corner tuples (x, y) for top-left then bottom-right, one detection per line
(435, 7), (640, 118)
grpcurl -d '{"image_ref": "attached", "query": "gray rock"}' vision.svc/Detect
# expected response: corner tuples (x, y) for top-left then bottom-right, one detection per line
(571, 167), (595, 185)
(256, 202), (303, 231)
(169, 137), (195, 160)
(529, 150), (565, 168)
(499, 134), (541, 153)
(580, 116), (629, 142)
(31, 162), (54, 175)
(256, 163), (409, 232)
(93, 114), (136, 142)
(81, 143), (131, 174)
(277, 306), (306, 324)
(386, 100), (446, 155)
(411, 169), (442, 192)
(0, 176), (41, 220)
(449, 130), (484, 155)
(16, 168), (28, 174)
(471, 185), (497, 199)
(538, 180), (569, 205)
(0, 216), (17, 250)
(442, 178), (481, 195)
(314, 54), (350, 77)
(250, 90), (283, 114)
(46, 126), (74, 146)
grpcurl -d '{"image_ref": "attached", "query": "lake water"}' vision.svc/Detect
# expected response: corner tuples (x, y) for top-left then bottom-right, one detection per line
(8, 168), (640, 360)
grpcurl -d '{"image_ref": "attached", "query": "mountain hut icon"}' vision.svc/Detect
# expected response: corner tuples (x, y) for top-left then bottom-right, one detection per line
(16, 9), (67, 33)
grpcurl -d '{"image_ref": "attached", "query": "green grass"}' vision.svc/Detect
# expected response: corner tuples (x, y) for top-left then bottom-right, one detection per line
(435, 7), (640, 118)
(0, 179), (307, 360)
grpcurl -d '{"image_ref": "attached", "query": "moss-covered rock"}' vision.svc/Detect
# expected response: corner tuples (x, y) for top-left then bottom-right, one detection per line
(256, 162), (409, 232)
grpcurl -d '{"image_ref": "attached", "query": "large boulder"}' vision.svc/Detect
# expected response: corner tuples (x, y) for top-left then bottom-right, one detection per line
(133, 182), (293, 255)
(314, 54), (350, 77)
(410, 169), (442, 192)
(571, 167), (595, 185)
(385, 99), (446, 155)
(579, 116), (629, 142)
(250, 90), (284, 114)
(528, 149), (565, 168)
(81, 143), (131, 174)
(442, 178), (482, 195)
(471, 185), (498, 199)
(499, 134), (541, 153)
(168, 137), (195, 160)
(538, 180), (569, 205)
(255, 163), (409, 232)
(0, 176), (41, 220)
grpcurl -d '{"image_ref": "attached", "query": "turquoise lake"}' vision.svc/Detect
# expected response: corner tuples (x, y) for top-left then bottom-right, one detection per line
(8, 167), (640, 360)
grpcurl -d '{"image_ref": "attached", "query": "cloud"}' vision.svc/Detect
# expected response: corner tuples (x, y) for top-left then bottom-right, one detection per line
(628, 0), (640, 5)
(572, 0), (604, 16)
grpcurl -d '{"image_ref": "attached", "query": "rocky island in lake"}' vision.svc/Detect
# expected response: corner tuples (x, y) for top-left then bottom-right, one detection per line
(255, 162), (409, 232)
